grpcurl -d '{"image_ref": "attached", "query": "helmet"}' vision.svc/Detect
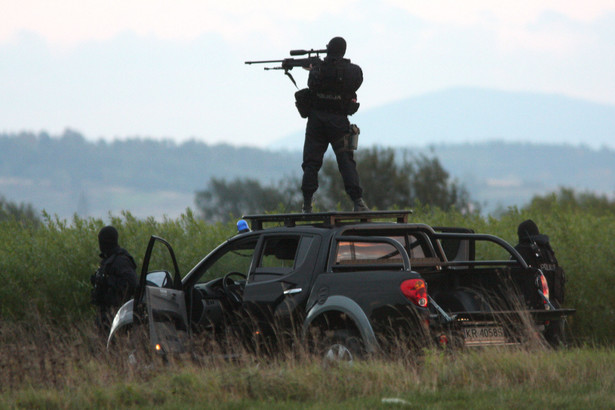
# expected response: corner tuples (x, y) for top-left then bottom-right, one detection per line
(326, 37), (346, 58)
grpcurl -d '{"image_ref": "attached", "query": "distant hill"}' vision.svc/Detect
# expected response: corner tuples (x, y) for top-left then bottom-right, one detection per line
(0, 130), (301, 219)
(270, 87), (615, 150)
(1, 130), (614, 219)
(426, 142), (615, 211)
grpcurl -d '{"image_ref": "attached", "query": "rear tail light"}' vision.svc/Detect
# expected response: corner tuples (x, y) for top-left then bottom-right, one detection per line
(537, 273), (550, 303)
(401, 279), (428, 307)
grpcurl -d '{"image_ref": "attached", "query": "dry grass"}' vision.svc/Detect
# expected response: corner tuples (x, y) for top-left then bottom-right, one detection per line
(1, 318), (614, 409)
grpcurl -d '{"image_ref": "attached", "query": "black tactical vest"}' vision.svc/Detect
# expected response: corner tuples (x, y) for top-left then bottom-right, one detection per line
(308, 58), (361, 114)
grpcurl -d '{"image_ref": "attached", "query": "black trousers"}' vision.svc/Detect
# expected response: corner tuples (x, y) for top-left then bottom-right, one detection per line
(301, 110), (363, 201)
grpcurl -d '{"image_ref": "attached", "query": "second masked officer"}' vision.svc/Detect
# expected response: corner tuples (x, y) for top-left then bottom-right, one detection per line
(298, 36), (368, 213)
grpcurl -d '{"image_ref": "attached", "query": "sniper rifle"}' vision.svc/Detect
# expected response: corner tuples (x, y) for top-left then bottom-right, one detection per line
(245, 48), (326, 88)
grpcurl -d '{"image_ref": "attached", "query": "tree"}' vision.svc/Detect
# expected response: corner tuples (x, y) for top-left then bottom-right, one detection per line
(525, 187), (615, 215)
(410, 154), (471, 211)
(320, 147), (412, 210)
(194, 148), (474, 220)
(195, 177), (301, 222)
(0, 195), (40, 224)
(317, 147), (473, 212)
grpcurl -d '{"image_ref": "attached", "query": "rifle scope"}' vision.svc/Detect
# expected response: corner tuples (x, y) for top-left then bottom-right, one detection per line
(290, 49), (327, 56)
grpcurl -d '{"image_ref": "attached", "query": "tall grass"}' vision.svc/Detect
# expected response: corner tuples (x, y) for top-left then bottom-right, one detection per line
(1, 318), (614, 408)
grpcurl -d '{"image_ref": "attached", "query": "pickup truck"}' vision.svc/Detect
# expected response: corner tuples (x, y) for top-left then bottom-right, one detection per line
(107, 211), (575, 362)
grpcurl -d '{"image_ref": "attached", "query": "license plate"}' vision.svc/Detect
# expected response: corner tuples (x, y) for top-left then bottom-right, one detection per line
(463, 325), (506, 346)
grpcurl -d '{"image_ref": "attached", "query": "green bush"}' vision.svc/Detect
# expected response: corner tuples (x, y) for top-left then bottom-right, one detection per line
(0, 205), (613, 344)
(0, 209), (232, 323)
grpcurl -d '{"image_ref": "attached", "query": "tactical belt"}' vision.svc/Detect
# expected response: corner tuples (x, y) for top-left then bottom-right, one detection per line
(316, 93), (343, 100)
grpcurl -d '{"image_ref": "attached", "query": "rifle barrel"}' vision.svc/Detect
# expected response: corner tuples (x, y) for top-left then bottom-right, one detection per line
(244, 59), (284, 65)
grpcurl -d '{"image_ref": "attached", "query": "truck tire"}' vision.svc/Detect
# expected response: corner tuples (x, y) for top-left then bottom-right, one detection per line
(544, 300), (568, 348)
(318, 329), (365, 366)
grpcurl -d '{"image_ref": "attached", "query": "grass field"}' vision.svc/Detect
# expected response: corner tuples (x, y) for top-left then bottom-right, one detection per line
(1, 319), (613, 409)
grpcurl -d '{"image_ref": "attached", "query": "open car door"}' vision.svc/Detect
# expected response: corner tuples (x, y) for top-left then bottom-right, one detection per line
(134, 235), (189, 355)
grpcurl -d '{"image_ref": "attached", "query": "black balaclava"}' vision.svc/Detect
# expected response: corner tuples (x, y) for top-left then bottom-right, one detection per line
(517, 219), (539, 242)
(326, 36), (347, 59)
(98, 225), (119, 256)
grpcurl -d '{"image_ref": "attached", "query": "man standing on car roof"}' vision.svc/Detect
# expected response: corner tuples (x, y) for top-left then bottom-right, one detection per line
(299, 36), (369, 213)
(90, 226), (138, 334)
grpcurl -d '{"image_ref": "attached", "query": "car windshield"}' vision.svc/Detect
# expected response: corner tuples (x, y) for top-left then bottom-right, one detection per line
(197, 238), (258, 283)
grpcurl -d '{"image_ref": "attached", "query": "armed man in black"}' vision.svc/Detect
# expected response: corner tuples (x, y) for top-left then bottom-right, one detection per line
(300, 36), (368, 213)
(514, 219), (567, 345)
(514, 219), (566, 306)
(90, 226), (138, 334)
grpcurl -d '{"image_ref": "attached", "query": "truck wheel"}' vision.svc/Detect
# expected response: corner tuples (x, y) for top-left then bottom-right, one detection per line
(545, 319), (568, 348)
(544, 301), (569, 348)
(319, 329), (365, 366)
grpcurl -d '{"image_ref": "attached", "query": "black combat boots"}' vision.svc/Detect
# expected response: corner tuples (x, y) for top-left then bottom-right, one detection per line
(353, 198), (369, 212)
(302, 197), (313, 213)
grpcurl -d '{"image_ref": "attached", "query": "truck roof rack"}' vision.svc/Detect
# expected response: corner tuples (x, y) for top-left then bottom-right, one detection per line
(241, 210), (413, 231)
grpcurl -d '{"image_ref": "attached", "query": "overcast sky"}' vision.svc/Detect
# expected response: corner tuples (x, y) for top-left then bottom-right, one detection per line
(1, 0), (614, 147)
